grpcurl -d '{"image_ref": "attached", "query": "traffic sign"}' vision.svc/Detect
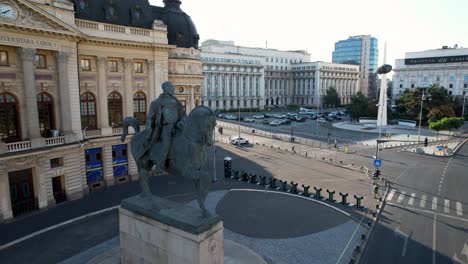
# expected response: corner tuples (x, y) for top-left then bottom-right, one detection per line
(383, 129), (387, 134)
(374, 159), (382, 167)
(437, 146), (443, 151)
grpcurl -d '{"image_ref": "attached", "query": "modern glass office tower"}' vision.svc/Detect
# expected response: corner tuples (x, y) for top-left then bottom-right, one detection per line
(332, 35), (379, 98)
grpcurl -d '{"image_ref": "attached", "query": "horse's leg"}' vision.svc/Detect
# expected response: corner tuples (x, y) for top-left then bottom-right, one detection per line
(193, 171), (210, 217)
(138, 165), (152, 197)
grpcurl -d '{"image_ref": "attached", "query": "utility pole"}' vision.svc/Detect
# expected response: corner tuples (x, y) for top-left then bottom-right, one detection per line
(213, 127), (217, 182)
(238, 106), (241, 138)
(417, 91), (429, 143)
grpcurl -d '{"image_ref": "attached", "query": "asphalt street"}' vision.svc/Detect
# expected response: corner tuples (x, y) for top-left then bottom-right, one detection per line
(361, 140), (468, 264)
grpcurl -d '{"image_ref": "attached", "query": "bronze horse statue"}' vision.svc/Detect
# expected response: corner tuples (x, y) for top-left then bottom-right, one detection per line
(121, 106), (217, 215)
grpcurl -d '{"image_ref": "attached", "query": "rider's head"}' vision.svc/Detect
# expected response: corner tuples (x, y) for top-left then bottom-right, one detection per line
(162, 81), (174, 95)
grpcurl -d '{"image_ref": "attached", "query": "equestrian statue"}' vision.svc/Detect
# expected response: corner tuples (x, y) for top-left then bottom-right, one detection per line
(121, 81), (216, 216)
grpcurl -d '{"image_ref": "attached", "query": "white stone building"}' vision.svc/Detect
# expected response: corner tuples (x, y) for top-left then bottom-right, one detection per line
(0, 0), (202, 221)
(201, 52), (265, 110)
(392, 46), (468, 99)
(291, 62), (360, 106)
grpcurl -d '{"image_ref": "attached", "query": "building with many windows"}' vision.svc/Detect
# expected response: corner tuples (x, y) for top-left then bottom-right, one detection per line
(200, 40), (310, 108)
(392, 46), (468, 99)
(0, 0), (202, 221)
(201, 51), (265, 110)
(332, 35), (379, 99)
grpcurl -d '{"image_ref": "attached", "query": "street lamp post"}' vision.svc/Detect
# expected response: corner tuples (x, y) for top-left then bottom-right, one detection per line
(461, 94), (468, 119)
(238, 105), (241, 138)
(417, 91), (429, 143)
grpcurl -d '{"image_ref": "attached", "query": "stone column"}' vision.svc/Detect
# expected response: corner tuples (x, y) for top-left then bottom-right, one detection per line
(190, 86), (195, 111)
(21, 48), (44, 148)
(124, 59), (134, 119)
(56, 52), (73, 139)
(97, 57), (112, 136)
(147, 60), (156, 101)
(0, 165), (13, 221)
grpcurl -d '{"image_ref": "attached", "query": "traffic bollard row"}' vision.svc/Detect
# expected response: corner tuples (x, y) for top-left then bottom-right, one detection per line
(250, 174), (257, 184)
(280, 180), (288, 192)
(327, 189), (336, 202)
(241, 171), (249, 182)
(258, 176), (267, 186)
(232, 169), (240, 180)
(302, 185), (310, 197)
(289, 181), (298, 194)
(268, 178), (277, 189)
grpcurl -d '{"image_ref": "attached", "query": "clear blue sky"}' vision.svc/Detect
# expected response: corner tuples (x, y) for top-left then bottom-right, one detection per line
(150, 0), (468, 66)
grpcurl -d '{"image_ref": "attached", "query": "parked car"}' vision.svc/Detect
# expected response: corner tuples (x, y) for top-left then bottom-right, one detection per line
(230, 136), (249, 145)
(262, 119), (271, 125)
(225, 114), (237, 120)
(280, 119), (292, 125)
(287, 116), (297, 121)
(264, 113), (274, 118)
(243, 118), (255, 123)
(326, 116), (335, 122)
(295, 116), (306, 122)
(217, 113), (225, 118)
(252, 114), (265, 119)
(269, 120), (282, 126)
(318, 117), (326, 123)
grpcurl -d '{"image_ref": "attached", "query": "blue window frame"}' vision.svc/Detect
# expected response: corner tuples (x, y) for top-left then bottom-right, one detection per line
(112, 144), (128, 177)
(85, 148), (103, 184)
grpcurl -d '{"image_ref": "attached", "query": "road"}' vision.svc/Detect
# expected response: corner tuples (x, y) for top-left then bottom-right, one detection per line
(361, 139), (468, 264)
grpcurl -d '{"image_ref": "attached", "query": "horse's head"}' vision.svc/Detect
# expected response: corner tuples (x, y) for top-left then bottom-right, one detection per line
(183, 106), (217, 147)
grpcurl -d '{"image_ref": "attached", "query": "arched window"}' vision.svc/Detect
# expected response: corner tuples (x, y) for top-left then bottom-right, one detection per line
(80, 92), (97, 129)
(108, 92), (122, 127)
(133, 92), (146, 125)
(37, 93), (55, 137)
(0, 93), (20, 143)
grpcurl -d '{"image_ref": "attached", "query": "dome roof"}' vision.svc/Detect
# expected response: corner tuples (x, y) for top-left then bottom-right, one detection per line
(71, 0), (199, 49)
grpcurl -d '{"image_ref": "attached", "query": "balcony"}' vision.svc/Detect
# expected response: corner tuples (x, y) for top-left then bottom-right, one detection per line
(84, 129), (102, 138)
(1, 136), (66, 154)
(74, 19), (168, 45)
(6, 141), (31, 152)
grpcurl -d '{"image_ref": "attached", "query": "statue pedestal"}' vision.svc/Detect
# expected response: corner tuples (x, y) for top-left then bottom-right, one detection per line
(119, 195), (224, 264)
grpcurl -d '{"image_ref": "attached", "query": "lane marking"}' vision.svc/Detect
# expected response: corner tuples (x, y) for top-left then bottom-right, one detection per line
(433, 213), (437, 264)
(456, 202), (463, 216)
(387, 189), (396, 201)
(444, 199), (450, 213)
(387, 202), (468, 223)
(408, 193), (416, 206)
(432, 197), (438, 210)
(420, 195), (427, 208)
(397, 191), (406, 203)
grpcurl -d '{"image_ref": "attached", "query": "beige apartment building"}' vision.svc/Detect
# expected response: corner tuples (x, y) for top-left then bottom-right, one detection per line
(0, 0), (202, 221)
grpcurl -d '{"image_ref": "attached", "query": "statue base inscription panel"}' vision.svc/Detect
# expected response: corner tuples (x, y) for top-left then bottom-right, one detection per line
(119, 195), (224, 264)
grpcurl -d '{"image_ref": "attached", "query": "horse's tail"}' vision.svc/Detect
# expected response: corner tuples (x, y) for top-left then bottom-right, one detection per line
(121, 117), (141, 142)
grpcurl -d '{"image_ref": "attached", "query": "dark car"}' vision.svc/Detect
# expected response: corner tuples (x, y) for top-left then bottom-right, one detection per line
(295, 116), (306, 122)
(287, 116), (297, 121)
(326, 116), (334, 122)
(262, 119), (271, 125)
(264, 113), (274, 118)
(280, 119), (292, 125)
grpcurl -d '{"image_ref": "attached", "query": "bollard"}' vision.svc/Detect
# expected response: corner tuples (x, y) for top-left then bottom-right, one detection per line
(354, 195), (364, 208)
(314, 187), (322, 199)
(306, 152), (308, 157)
(250, 174), (257, 184)
(258, 176), (267, 186)
(340, 192), (349, 205)
(289, 181), (298, 194)
(361, 234), (366, 240)
(302, 185), (310, 197)
(224, 157), (232, 178)
(327, 189), (336, 202)
(233, 169), (240, 180)
(268, 178), (277, 189)
(280, 180), (288, 192)
(241, 171), (249, 182)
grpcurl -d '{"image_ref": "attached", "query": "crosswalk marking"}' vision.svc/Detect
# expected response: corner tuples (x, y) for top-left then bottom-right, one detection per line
(387, 189), (396, 201)
(432, 197), (438, 210)
(455, 202), (462, 216)
(408, 193), (416, 205)
(444, 199), (450, 213)
(420, 195), (427, 208)
(397, 191), (406, 203)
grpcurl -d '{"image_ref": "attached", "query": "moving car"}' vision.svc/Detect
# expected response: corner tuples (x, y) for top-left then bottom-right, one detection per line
(280, 119), (292, 125)
(269, 120), (282, 126)
(295, 116), (306, 122)
(243, 118), (255, 123)
(318, 117), (326, 123)
(252, 114), (265, 119)
(262, 119), (271, 125)
(230, 136), (249, 145)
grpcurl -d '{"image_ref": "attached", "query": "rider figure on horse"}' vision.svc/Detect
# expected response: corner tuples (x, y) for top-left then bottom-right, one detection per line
(145, 81), (186, 173)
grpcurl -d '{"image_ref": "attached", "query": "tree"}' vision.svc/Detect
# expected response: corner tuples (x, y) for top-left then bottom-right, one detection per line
(323, 87), (341, 106)
(346, 92), (369, 121)
(429, 117), (464, 138)
(396, 85), (452, 124)
(427, 105), (455, 123)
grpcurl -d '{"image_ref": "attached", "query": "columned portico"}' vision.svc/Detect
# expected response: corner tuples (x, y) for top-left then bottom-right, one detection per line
(56, 51), (74, 141)
(124, 59), (134, 118)
(148, 60), (156, 101)
(21, 48), (44, 148)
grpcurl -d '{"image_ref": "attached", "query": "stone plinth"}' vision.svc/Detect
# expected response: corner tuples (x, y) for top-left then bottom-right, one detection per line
(119, 195), (224, 264)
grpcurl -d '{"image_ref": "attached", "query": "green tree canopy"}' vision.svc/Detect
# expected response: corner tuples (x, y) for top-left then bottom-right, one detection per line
(346, 92), (369, 120)
(323, 87), (341, 106)
(429, 117), (464, 131)
(428, 105), (455, 123)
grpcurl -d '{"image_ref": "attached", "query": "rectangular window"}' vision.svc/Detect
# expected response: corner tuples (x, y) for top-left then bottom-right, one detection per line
(80, 59), (91, 71)
(35, 54), (47, 69)
(96, 152), (102, 161)
(464, 84), (468, 89)
(134, 62), (143, 73)
(0, 50), (8, 66)
(436, 76), (440, 82)
(411, 84), (415, 88)
(50, 157), (64, 168)
(449, 91), (453, 95)
(108, 60), (118, 72)
(465, 76), (468, 81)
(449, 84), (453, 88)
(399, 84), (403, 88)
(449, 76), (455, 82)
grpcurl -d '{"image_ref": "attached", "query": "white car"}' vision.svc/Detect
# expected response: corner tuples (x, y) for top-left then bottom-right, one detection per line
(318, 117), (326, 123)
(252, 115), (264, 119)
(243, 118), (255, 123)
(230, 136), (249, 145)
